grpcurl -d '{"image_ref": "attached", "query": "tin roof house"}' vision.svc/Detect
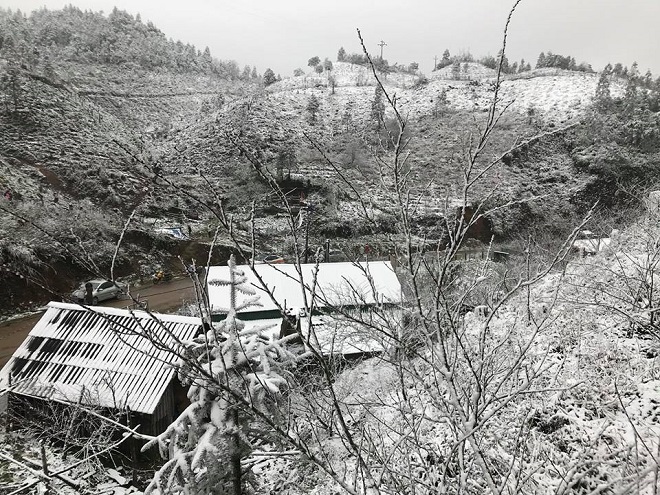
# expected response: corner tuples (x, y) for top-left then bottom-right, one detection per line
(0, 302), (202, 435)
(206, 261), (404, 357)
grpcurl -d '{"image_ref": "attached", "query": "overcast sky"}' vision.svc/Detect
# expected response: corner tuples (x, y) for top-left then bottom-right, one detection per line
(3, 0), (659, 77)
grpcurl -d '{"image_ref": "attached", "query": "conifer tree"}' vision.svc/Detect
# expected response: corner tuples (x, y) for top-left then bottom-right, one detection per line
(307, 94), (321, 124)
(371, 84), (385, 129)
(440, 49), (451, 69)
(594, 63), (613, 112)
(536, 51), (546, 69)
(497, 49), (509, 73)
(143, 255), (293, 494)
(623, 74), (639, 114)
(262, 68), (276, 86)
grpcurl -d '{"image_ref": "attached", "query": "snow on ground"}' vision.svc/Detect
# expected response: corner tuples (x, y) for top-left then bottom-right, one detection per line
(248, 207), (660, 493)
(266, 62), (625, 128)
(5, 209), (660, 493)
(429, 61), (497, 80)
(0, 432), (143, 494)
(269, 62), (419, 93)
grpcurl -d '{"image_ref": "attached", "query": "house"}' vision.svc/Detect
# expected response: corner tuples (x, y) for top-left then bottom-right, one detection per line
(207, 261), (402, 318)
(206, 261), (403, 357)
(0, 302), (202, 435)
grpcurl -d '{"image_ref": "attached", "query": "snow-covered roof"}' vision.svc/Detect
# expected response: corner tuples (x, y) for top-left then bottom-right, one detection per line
(241, 312), (392, 356)
(0, 302), (201, 415)
(300, 313), (390, 356)
(207, 261), (402, 315)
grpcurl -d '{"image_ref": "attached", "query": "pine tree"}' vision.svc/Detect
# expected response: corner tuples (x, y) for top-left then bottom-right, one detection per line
(201, 46), (212, 72)
(371, 84), (385, 129)
(143, 255), (294, 494)
(497, 49), (509, 73)
(440, 49), (451, 69)
(623, 75), (639, 114)
(630, 61), (639, 81)
(536, 52), (546, 69)
(595, 63), (613, 112)
(644, 70), (654, 88)
(451, 60), (461, 79)
(262, 68), (276, 86)
(337, 46), (346, 62)
(307, 94), (321, 124)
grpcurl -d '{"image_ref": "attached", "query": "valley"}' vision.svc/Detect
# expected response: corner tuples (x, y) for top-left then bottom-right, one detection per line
(2, 6), (660, 494)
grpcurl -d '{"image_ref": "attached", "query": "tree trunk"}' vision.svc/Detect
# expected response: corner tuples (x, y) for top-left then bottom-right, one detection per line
(231, 409), (242, 495)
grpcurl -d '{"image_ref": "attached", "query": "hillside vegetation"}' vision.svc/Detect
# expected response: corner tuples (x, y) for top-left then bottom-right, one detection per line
(1, 6), (660, 314)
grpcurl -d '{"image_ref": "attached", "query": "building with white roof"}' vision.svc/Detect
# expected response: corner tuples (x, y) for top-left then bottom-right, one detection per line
(207, 261), (402, 318)
(207, 261), (403, 357)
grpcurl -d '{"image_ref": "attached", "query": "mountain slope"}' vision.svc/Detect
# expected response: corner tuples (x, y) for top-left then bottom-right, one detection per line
(1, 7), (660, 314)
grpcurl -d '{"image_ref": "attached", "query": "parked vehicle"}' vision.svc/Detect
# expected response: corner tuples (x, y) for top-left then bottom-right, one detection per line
(262, 254), (285, 264)
(153, 270), (173, 284)
(71, 279), (126, 304)
(249, 254), (286, 265)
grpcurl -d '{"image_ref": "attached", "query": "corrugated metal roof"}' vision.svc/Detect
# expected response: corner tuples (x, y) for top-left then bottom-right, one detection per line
(207, 261), (402, 315)
(0, 302), (202, 415)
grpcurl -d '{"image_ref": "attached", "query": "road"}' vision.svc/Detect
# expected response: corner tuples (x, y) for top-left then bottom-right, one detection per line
(0, 277), (195, 368)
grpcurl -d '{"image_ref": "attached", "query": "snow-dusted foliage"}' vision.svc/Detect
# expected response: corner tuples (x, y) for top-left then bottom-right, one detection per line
(142, 255), (295, 494)
(267, 211), (660, 494)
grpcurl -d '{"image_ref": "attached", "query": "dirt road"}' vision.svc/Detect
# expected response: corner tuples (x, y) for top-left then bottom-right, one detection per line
(0, 278), (195, 368)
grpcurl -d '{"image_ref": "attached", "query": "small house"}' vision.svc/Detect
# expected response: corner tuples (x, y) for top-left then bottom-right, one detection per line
(206, 261), (403, 357)
(0, 302), (202, 435)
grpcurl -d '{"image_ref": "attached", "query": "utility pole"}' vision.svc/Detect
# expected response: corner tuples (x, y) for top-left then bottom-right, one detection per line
(378, 40), (387, 60)
(434, 55), (438, 71)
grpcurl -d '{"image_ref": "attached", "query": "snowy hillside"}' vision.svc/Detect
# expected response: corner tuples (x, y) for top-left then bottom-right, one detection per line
(266, 62), (625, 126)
(249, 202), (660, 494)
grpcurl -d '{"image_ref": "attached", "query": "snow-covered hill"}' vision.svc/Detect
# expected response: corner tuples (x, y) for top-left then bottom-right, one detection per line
(266, 62), (625, 126)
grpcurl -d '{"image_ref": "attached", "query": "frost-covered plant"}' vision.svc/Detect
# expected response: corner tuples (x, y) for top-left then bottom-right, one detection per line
(143, 255), (294, 494)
